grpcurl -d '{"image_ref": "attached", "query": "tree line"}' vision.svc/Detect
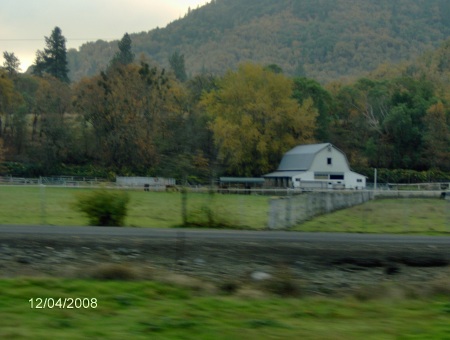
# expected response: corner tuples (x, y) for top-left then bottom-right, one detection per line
(1, 27), (449, 183)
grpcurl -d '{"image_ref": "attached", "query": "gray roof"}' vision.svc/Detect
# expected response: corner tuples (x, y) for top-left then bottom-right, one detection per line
(264, 171), (306, 178)
(277, 143), (331, 171)
(220, 177), (265, 184)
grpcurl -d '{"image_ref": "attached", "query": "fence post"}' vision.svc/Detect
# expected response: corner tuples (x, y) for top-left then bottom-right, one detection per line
(286, 190), (292, 228)
(181, 187), (187, 226)
(40, 183), (47, 225)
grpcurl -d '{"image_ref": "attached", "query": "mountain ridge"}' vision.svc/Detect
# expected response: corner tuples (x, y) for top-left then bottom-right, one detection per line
(67, 0), (450, 82)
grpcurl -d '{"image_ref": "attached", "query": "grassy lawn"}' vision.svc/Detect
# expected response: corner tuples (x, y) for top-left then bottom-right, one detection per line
(292, 198), (450, 235)
(1, 278), (449, 339)
(0, 186), (269, 229)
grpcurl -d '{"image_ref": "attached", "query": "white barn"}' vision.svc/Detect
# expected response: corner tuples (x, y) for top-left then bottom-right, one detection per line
(264, 143), (366, 189)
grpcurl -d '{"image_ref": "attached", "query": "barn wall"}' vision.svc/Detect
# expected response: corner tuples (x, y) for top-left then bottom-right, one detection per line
(309, 147), (350, 173)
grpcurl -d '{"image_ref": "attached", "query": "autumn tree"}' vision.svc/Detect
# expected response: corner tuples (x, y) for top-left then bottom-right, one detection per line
(73, 62), (171, 173)
(33, 27), (69, 83)
(201, 63), (317, 176)
(0, 70), (23, 146)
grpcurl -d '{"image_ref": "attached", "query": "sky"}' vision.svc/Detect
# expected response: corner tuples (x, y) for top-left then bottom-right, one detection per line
(1, 0), (208, 71)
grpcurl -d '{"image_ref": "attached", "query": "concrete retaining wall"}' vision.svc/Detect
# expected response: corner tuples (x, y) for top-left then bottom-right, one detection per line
(268, 191), (374, 229)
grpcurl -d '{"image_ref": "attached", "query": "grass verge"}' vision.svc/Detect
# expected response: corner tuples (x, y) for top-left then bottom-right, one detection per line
(0, 277), (449, 339)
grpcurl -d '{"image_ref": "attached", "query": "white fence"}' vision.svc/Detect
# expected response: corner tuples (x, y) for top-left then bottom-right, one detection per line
(116, 176), (176, 190)
(0, 176), (108, 187)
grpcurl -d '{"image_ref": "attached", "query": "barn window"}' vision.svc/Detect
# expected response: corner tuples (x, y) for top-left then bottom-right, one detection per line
(314, 173), (329, 180)
(327, 157), (332, 165)
(330, 174), (344, 180)
(357, 179), (363, 183)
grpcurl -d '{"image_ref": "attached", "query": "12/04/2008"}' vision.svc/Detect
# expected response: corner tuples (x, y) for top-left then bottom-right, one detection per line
(29, 298), (97, 309)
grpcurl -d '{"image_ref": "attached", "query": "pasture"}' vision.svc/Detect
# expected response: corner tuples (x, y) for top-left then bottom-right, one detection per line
(0, 186), (269, 229)
(0, 186), (449, 234)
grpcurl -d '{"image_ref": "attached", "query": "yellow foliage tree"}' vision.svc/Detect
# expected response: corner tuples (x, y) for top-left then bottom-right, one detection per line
(201, 63), (317, 176)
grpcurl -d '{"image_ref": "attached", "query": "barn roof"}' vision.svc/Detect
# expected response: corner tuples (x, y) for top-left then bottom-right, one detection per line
(263, 171), (306, 178)
(219, 177), (265, 184)
(277, 143), (332, 171)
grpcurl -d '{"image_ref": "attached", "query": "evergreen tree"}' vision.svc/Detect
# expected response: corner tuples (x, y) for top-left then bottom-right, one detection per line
(169, 51), (187, 82)
(33, 27), (69, 83)
(111, 33), (135, 66)
(2, 52), (21, 75)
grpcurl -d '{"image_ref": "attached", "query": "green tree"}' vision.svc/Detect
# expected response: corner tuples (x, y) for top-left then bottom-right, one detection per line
(265, 64), (283, 74)
(201, 63), (317, 176)
(169, 51), (188, 82)
(293, 77), (333, 141)
(422, 101), (450, 170)
(2, 52), (21, 75)
(74, 189), (130, 226)
(30, 75), (73, 172)
(33, 27), (69, 83)
(111, 33), (135, 66)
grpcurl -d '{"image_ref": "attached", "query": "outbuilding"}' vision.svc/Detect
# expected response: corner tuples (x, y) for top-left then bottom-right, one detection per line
(263, 143), (366, 189)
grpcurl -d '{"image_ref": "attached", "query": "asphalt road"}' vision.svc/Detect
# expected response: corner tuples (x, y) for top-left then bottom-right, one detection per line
(0, 225), (449, 245)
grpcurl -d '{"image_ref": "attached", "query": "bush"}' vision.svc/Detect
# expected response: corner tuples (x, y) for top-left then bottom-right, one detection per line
(89, 263), (138, 280)
(73, 189), (130, 226)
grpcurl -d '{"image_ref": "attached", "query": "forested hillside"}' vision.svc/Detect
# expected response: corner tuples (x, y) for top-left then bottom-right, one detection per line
(1, 5), (449, 183)
(67, 0), (450, 82)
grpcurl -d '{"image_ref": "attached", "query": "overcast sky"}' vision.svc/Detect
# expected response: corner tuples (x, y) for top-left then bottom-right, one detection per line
(1, 0), (208, 70)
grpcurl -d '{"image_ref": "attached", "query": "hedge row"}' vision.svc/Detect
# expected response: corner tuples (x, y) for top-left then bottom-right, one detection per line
(354, 167), (450, 184)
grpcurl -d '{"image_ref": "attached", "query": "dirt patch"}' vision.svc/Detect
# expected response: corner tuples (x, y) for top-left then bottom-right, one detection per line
(0, 233), (449, 296)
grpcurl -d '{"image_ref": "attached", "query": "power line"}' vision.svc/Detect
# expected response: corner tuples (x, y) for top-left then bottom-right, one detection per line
(0, 38), (116, 41)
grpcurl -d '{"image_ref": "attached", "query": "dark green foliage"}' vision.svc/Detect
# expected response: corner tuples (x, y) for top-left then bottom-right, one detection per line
(2, 52), (21, 75)
(292, 77), (333, 141)
(110, 33), (135, 66)
(354, 168), (450, 184)
(265, 64), (283, 74)
(169, 51), (187, 82)
(33, 27), (69, 83)
(73, 189), (130, 226)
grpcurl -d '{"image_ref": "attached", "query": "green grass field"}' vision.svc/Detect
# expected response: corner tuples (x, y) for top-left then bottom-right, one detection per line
(0, 186), (449, 233)
(1, 278), (449, 339)
(0, 186), (269, 229)
(292, 198), (450, 234)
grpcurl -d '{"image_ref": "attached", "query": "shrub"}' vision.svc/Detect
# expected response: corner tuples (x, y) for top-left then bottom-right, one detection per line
(88, 263), (137, 280)
(73, 189), (130, 226)
(261, 266), (302, 297)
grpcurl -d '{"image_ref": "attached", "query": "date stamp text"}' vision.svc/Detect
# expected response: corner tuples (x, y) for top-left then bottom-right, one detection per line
(29, 298), (97, 309)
